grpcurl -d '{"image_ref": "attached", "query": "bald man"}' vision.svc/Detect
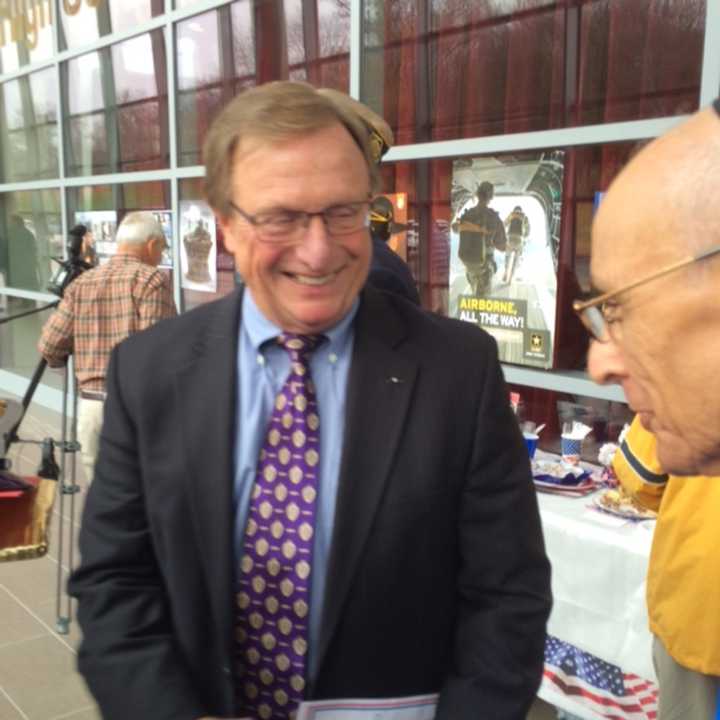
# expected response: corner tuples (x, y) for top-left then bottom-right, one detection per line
(574, 100), (720, 719)
(575, 99), (720, 477)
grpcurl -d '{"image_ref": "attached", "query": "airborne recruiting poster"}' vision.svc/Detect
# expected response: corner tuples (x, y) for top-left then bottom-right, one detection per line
(449, 152), (564, 369)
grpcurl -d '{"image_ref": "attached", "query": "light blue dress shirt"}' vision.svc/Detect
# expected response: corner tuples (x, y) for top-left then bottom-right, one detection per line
(233, 289), (356, 679)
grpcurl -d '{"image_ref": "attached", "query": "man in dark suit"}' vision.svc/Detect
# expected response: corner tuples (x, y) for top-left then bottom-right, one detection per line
(367, 196), (420, 305)
(69, 81), (551, 720)
(316, 88), (419, 305)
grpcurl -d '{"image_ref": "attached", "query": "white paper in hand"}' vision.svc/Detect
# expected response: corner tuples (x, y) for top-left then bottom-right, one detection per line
(296, 693), (438, 720)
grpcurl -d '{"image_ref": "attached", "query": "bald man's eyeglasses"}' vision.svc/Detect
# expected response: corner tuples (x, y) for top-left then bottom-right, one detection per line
(228, 199), (371, 243)
(572, 243), (720, 342)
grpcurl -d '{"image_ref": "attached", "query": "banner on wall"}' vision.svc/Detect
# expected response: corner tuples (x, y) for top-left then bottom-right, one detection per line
(448, 152), (564, 369)
(179, 201), (218, 293)
(149, 210), (173, 268)
(74, 210), (117, 263)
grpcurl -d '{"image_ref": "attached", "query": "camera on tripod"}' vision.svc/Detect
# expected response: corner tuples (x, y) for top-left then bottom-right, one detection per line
(47, 224), (94, 298)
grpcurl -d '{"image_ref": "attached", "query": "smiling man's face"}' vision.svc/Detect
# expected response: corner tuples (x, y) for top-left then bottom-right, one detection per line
(220, 123), (372, 335)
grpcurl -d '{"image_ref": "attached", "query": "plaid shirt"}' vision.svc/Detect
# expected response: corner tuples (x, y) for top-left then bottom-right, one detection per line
(38, 254), (176, 392)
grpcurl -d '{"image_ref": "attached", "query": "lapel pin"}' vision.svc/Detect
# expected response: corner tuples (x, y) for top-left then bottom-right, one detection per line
(387, 376), (404, 384)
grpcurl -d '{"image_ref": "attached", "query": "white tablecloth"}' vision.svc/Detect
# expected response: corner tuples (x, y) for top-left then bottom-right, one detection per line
(538, 482), (656, 682)
(533, 458), (659, 719)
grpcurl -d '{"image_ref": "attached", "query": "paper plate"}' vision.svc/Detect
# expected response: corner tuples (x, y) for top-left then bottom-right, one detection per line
(592, 492), (657, 521)
(532, 459), (590, 486)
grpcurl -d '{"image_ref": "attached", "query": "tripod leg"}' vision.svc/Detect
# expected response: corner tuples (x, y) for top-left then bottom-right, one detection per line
(55, 366), (69, 633)
(5, 358), (48, 449)
(54, 364), (80, 635)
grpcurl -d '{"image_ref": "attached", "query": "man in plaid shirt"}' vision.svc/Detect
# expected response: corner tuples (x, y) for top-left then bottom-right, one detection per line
(38, 211), (176, 482)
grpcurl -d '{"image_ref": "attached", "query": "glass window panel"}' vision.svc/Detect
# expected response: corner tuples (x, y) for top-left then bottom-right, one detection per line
(315, 0), (350, 87)
(362, 0), (706, 145)
(66, 50), (104, 116)
(0, 1), (54, 74)
(63, 30), (169, 176)
(578, 0), (706, 123)
(112, 34), (159, 103)
(176, 0), (350, 166)
(231, 2), (256, 80)
(179, 178), (238, 311)
(176, 5), (245, 167)
(109, 0), (164, 36)
(2, 78), (23, 130)
(117, 102), (163, 171)
(0, 306), (63, 390)
(59, 0), (101, 49)
(1, 68), (59, 183)
(177, 11), (222, 92)
(30, 69), (57, 120)
(0, 189), (62, 295)
(60, 0), (164, 51)
(285, 0), (305, 66)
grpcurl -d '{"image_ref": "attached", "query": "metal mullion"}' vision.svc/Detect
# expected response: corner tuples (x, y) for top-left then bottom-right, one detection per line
(699, 0), (720, 105)
(170, 176), (182, 312)
(349, 0), (361, 97)
(166, 0), (245, 24)
(0, 178), (64, 192)
(165, 18), (182, 313)
(384, 115), (688, 163)
(53, 14), (169, 64)
(0, 166), (206, 195)
(501, 365), (626, 403)
(0, 57), (55, 84)
(0, 285), (55, 301)
(53, 0), (68, 244)
(61, 168), (177, 187)
(173, 165), (205, 178)
(165, 24), (177, 170)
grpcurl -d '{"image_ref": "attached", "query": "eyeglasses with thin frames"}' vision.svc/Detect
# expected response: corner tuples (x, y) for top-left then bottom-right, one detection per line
(572, 243), (720, 342)
(228, 199), (371, 243)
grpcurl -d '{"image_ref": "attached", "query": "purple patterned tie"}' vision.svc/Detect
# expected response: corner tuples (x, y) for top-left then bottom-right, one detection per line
(235, 333), (323, 720)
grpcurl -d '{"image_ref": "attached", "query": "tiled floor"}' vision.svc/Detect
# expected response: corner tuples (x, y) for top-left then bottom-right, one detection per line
(1, 399), (99, 720)
(1, 399), (560, 720)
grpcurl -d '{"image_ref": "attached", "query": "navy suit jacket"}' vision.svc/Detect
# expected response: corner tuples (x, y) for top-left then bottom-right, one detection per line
(69, 286), (551, 720)
(367, 235), (421, 305)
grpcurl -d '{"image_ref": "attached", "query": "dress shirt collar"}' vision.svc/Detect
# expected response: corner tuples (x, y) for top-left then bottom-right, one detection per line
(241, 288), (358, 356)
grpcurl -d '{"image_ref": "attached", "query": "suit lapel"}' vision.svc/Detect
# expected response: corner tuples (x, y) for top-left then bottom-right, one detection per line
(316, 290), (418, 674)
(175, 290), (242, 655)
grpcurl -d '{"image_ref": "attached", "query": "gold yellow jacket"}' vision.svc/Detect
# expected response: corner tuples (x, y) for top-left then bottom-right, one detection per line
(612, 417), (720, 675)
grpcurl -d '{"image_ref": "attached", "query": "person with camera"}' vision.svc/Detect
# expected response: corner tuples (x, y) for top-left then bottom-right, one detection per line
(38, 211), (176, 483)
(68, 223), (98, 268)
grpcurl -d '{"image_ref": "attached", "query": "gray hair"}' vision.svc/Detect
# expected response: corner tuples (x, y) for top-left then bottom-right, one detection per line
(115, 211), (165, 246)
(203, 81), (379, 219)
